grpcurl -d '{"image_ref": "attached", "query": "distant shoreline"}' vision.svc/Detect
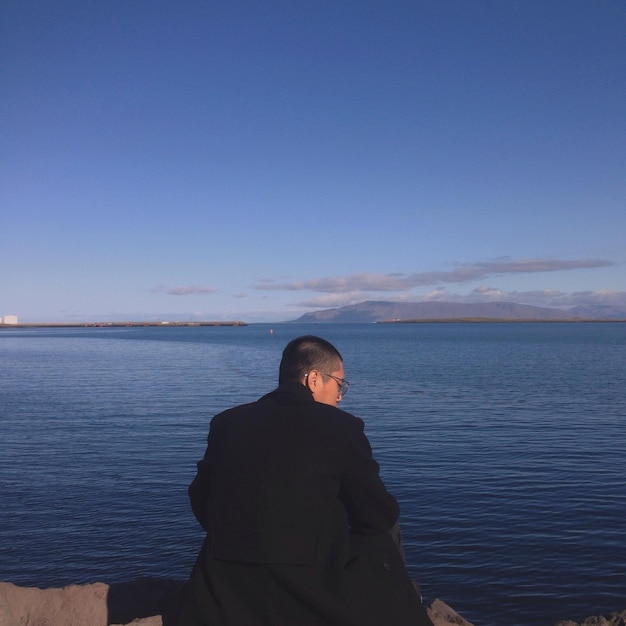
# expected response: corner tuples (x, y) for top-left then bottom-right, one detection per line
(377, 318), (626, 323)
(2, 319), (626, 329)
(0, 321), (248, 329)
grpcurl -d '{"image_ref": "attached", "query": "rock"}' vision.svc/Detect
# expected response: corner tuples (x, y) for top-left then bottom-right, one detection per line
(0, 579), (181, 626)
(554, 609), (626, 626)
(427, 597), (475, 626)
(0, 581), (108, 626)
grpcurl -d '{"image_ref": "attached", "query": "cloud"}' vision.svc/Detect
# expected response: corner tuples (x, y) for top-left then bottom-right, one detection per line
(254, 258), (612, 294)
(296, 292), (368, 309)
(415, 286), (626, 309)
(564, 289), (626, 306)
(257, 273), (414, 293)
(151, 285), (217, 296)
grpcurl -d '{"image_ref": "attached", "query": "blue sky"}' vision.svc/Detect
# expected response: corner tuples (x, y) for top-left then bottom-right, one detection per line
(2, 1), (625, 322)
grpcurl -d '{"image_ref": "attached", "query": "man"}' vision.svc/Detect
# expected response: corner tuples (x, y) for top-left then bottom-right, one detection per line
(177, 335), (433, 626)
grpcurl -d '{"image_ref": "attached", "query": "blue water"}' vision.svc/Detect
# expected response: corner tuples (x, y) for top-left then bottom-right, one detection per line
(1, 323), (625, 625)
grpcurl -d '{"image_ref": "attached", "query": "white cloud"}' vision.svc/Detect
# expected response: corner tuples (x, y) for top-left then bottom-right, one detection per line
(296, 292), (369, 309)
(413, 286), (626, 309)
(253, 258), (612, 294)
(151, 285), (217, 296)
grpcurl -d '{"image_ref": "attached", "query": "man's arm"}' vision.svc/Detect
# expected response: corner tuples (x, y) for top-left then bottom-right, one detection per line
(338, 416), (400, 535)
(188, 452), (211, 531)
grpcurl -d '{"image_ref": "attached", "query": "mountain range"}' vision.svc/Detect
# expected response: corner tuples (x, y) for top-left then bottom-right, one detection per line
(288, 301), (626, 323)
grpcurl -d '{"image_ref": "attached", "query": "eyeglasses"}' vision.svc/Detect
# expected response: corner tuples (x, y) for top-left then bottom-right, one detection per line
(320, 372), (350, 396)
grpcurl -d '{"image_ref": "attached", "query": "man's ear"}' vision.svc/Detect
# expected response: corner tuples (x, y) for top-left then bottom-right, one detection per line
(304, 370), (319, 393)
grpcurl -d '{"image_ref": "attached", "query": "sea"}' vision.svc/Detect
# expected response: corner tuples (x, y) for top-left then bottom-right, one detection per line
(1, 322), (625, 626)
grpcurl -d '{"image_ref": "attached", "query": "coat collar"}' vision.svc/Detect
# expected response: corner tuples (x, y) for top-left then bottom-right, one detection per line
(260, 381), (315, 404)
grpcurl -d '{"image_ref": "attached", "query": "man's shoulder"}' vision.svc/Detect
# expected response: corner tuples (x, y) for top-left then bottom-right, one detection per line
(210, 399), (259, 425)
(315, 401), (360, 420)
(309, 401), (365, 434)
(210, 388), (364, 433)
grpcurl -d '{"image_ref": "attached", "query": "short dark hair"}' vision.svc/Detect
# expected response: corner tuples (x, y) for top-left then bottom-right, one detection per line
(279, 335), (343, 385)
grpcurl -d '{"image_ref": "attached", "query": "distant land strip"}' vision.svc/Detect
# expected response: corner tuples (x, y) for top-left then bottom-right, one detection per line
(377, 317), (626, 323)
(288, 300), (626, 323)
(0, 321), (248, 328)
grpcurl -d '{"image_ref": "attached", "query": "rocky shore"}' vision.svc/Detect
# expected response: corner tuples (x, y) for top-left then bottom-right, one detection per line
(1, 578), (625, 626)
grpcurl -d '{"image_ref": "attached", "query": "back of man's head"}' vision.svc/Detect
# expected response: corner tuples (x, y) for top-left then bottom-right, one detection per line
(279, 335), (343, 385)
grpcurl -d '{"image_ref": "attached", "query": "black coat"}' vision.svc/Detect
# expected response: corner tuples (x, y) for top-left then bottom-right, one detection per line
(177, 382), (432, 626)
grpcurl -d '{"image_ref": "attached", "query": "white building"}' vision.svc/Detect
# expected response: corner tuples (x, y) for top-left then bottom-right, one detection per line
(1, 315), (18, 325)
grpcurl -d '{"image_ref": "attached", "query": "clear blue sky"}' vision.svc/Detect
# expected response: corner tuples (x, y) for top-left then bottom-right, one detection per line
(2, 1), (625, 322)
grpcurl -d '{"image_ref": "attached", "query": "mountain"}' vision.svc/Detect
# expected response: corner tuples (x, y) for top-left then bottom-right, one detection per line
(567, 304), (626, 320)
(287, 300), (620, 323)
